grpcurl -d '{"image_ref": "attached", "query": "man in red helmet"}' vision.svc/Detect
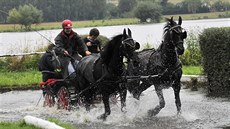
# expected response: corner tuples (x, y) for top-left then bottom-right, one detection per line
(54, 19), (91, 78)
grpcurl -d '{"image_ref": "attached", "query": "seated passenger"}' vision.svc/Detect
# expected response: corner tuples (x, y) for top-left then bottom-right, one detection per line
(83, 28), (102, 53)
(38, 44), (62, 82)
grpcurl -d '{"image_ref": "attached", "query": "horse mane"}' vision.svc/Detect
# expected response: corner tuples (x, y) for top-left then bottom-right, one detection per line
(101, 34), (123, 65)
(163, 18), (177, 35)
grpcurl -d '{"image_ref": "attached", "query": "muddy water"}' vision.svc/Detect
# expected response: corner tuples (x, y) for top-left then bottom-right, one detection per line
(0, 86), (230, 129)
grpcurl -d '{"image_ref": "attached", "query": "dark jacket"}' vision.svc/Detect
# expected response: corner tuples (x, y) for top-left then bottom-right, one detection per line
(54, 30), (88, 56)
(38, 52), (54, 72)
(83, 37), (101, 53)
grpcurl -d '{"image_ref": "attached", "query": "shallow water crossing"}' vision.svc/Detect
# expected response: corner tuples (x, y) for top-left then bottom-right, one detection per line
(0, 86), (230, 129)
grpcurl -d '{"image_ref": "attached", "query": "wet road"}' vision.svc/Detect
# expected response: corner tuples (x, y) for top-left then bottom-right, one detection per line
(0, 86), (230, 129)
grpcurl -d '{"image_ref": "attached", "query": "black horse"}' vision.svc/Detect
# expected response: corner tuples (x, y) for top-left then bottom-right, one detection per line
(76, 28), (140, 120)
(126, 17), (187, 116)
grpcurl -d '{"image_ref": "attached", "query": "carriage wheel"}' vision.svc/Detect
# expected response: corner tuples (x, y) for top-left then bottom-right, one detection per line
(57, 86), (70, 110)
(110, 95), (119, 104)
(43, 92), (55, 107)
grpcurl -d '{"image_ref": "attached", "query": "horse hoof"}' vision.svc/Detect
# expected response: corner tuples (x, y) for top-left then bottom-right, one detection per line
(133, 93), (140, 100)
(177, 110), (182, 115)
(147, 109), (158, 117)
(121, 107), (127, 113)
(97, 114), (107, 121)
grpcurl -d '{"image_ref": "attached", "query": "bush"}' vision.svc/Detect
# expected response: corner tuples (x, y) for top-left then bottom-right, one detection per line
(199, 27), (230, 97)
(134, 1), (162, 23)
(180, 31), (202, 66)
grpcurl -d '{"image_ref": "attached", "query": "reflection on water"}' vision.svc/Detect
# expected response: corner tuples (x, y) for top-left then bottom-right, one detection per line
(0, 18), (229, 55)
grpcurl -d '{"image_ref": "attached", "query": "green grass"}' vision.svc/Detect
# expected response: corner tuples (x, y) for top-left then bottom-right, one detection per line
(0, 66), (202, 88)
(0, 11), (229, 32)
(164, 11), (230, 20)
(183, 66), (203, 75)
(0, 70), (41, 88)
(0, 120), (41, 129)
(168, 0), (229, 4)
(0, 18), (139, 32)
(48, 118), (75, 129)
(0, 118), (75, 129)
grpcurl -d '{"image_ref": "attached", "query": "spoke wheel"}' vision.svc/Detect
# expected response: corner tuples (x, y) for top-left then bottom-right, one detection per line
(43, 92), (55, 107)
(57, 86), (70, 110)
(110, 95), (119, 104)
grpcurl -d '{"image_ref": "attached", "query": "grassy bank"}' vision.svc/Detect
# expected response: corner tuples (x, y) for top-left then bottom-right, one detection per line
(0, 118), (75, 129)
(0, 120), (40, 129)
(0, 66), (203, 89)
(0, 11), (229, 32)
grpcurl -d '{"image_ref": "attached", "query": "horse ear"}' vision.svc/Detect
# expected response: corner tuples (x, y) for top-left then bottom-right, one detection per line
(170, 17), (174, 25)
(128, 28), (132, 37)
(178, 16), (182, 25)
(123, 29), (127, 37)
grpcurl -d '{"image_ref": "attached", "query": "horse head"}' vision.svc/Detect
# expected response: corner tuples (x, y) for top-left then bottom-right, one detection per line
(163, 16), (187, 55)
(121, 28), (140, 59)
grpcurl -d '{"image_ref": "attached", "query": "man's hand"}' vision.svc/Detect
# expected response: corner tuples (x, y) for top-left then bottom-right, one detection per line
(63, 50), (70, 56)
(85, 50), (91, 56)
(86, 42), (92, 46)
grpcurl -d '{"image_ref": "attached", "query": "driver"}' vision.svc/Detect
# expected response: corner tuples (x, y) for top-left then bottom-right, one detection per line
(54, 19), (91, 78)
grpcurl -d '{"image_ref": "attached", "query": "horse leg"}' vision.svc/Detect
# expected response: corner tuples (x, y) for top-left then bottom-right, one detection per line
(97, 93), (110, 121)
(133, 80), (151, 100)
(119, 84), (127, 112)
(148, 87), (165, 117)
(172, 80), (182, 114)
(84, 92), (91, 112)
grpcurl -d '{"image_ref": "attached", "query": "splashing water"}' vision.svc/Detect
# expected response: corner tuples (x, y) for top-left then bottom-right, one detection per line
(0, 86), (230, 129)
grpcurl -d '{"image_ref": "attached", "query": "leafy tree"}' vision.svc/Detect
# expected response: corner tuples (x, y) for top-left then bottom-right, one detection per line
(7, 4), (43, 30)
(182, 0), (202, 13)
(134, 1), (162, 23)
(106, 3), (119, 18)
(7, 8), (19, 24)
(212, 1), (230, 11)
(160, 0), (168, 6)
(118, 0), (137, 14)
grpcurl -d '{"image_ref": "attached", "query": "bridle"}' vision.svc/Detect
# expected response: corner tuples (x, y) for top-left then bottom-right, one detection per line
(121, 37), (136, 59)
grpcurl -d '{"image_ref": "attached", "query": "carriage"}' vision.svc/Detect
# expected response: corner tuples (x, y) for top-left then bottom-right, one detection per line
(39, 72), (119, 110)
(38, 16), (187, 120)
(38, 28), (140, 117)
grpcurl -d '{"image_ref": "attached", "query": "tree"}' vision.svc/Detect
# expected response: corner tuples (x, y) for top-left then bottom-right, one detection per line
(182, 0), (202, 13)
(160, 0), (168, 6)
(7, 4), (43, 30)
(106, 3), (119, 18)
(212, 1), (230, 11)
(118, 0), (137, 14)
(134, 1), (162, 23)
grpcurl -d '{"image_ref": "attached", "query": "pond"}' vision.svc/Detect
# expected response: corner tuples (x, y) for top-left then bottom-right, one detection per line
(0, 18), (229, 55)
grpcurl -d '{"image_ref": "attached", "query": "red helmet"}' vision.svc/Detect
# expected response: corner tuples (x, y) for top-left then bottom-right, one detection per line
(62, 19), (72, 29)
